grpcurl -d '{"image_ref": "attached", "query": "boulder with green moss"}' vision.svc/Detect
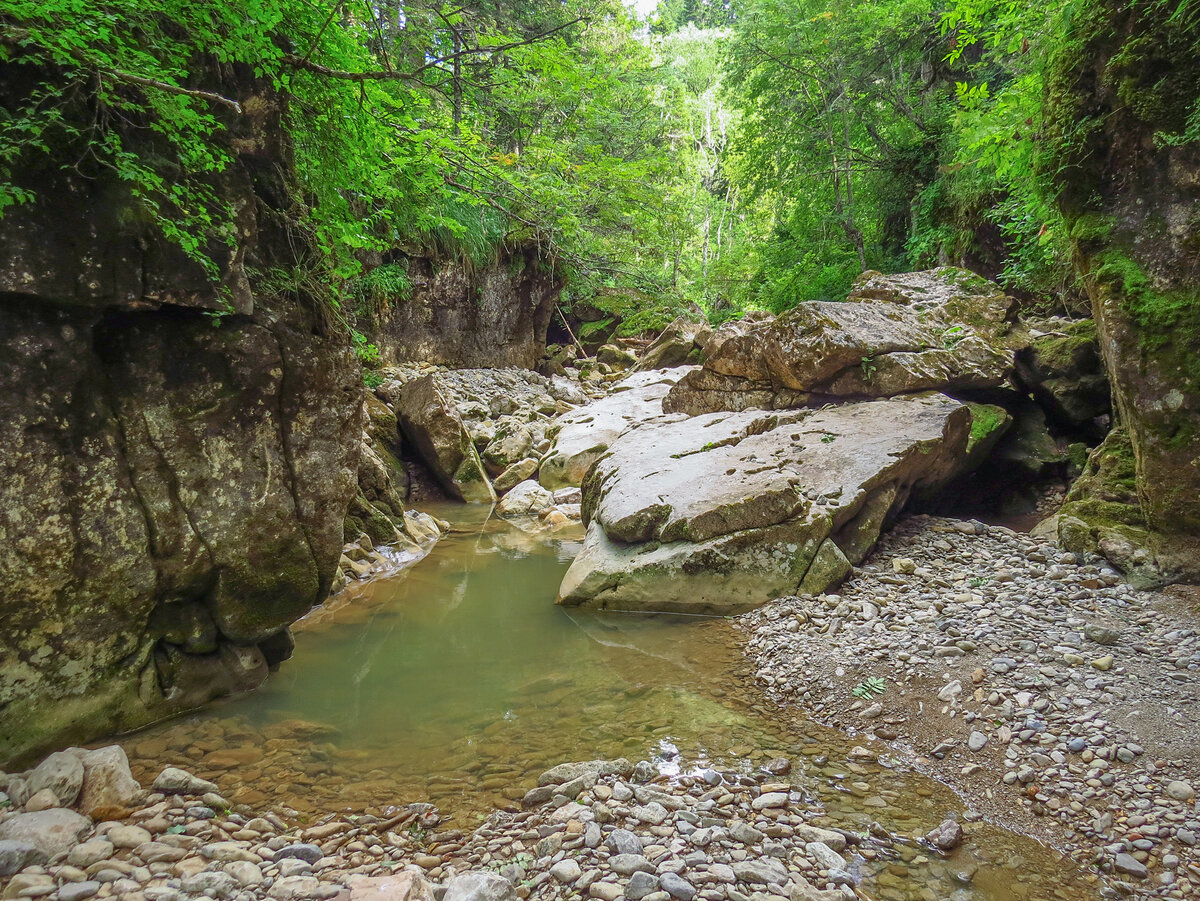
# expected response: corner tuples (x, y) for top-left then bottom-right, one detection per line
(1058, 430), (1200, 588)
(1014, 318), (1110, 435)
(1045, 0), (1200, 563)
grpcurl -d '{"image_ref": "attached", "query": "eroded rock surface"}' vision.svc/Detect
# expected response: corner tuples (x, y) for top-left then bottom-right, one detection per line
(539, 369), (694, 490)
(557, 394), (972, 612)
(665, 268), (1016, 415)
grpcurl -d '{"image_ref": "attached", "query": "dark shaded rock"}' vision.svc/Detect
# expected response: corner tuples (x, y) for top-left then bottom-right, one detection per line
(394, 376), (495, 504)
(1013, 318), (1110, 435)
(1045, 1), (1200, 557)
(372, 247), (559, 369)
(633, 316), (713, 370)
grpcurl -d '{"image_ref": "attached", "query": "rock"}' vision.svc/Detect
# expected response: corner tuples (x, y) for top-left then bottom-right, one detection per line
(0, 840), (46, 877)
(804, 841), (845, 871)
(394, 375), (496, 503)
(588, 882), (623, 901)
(658, 873), (696, 901)
(1013, 318), (1110, 433)
(1166, 780), (1195, 802)
(69, 746), (142, 816)
(482, 424), (536, 476)
(443, 872), (515, 901)
(267, 875), (323, 900)
(538, 759), (633, 787)
(107, 824), (152, 848)
(626, 872), (660, 901)
(26, 751), (84, 807)
(597, 344), (639, 371)
(345, 869), (436, 901)
(924, 819), (963, 851)
(539, 369), (692, 490)
(726, 822), (763, 844)
(664, 267), (1015, 415)
(0, 156), (362, 761)
(751, 792), (788, 810)
(550, 860), (582, 883)
(152, 767), (217, 796)
(791, 826), (846, 853)
(732, 859), (788, 886)
(631, 802), (669, 825)
(634, 317), (712, 371)
(610, 854), (655, 876)
(967, 731), (988, 752)
(24, 788), (60, 811)
(557, 395), (971, 612)
(495, 480), (555, 518)
(1058, 428), (1200, 587)
(58, 882), (101, 901)
(67, 839), (113, 868)
(605, 829), (644, 856)
(275, 842), (323, 864)
(1113, 853), (1148, 879)
(789, 876), (843, 901)
(0, 808), (90, 860)
(223, 860), (265, 887)
(494, 458), (540, 494)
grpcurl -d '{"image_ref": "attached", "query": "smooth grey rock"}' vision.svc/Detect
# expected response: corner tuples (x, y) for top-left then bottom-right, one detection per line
(0, 840), (46, 876)
(732, 860), (788, 886)
(805, 841), (845, 871)
(0, 808), (90, 860)
(27, 751), (84, 807)
(152, 767), (218, 796)
(610, 854), (655, 876)
(537, 759), (632, 787)
(550, 860), (582, 884)
(58, 882), (102, 901)
(181, 871), (240, 900)
(1113, 853), (1148, 879)
(275, 843), (323, 864)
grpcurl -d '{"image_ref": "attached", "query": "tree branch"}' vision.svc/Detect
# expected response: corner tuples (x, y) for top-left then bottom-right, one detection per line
(283, 16), (586, 82)
(103, 69), (242, 113)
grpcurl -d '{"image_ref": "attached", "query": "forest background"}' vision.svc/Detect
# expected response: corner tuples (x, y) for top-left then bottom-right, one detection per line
(3, 0), (1197, 333)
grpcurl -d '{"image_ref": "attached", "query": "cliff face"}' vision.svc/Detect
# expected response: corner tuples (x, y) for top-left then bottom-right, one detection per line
(0, 75), (362, 765)
(374, 247), (560, 369)
(1046, 0), (1200, 583)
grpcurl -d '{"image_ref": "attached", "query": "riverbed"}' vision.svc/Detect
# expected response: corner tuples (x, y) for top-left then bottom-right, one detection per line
(114, 508), (1104, 900)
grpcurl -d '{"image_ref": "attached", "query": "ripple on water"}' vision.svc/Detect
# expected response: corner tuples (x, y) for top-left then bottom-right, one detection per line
(114, 506), (1100, 901)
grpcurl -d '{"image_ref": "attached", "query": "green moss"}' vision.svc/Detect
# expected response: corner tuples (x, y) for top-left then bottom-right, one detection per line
(965, 402), (1010, 452)
(1030, 319), (1097, 373)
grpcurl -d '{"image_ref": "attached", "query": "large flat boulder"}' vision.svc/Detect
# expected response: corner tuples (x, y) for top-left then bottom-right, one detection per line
(665, 268), (1016, 415)
(538, 369), (694, 490)
(557, 394), (971, 612)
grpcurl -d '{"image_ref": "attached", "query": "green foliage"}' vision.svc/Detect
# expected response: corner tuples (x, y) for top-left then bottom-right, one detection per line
(852, 677), (887, 699)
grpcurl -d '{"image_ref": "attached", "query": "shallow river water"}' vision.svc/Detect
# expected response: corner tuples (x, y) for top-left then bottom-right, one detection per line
(116, 507), (1103, 901)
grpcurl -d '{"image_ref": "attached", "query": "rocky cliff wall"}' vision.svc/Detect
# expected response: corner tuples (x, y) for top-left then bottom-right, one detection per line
(1045, 0), (1200, 582)
(0, 74), (362, 765)
(373, 248), (560, 369)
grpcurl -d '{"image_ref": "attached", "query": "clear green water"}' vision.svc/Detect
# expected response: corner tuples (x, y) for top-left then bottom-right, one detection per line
(120, 507), (1101, 901)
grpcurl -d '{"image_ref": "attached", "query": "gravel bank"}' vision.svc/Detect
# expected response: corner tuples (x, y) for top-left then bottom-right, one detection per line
(742, 514), (1200, 899)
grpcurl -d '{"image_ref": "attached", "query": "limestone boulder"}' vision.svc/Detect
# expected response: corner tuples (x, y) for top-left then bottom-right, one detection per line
(633, 316), (713, 370)
(539, 369), (694, 490)
(495, 481), (555, 519)
(665, 268), (1016, 415)
(557, 394), (971, 612)
(69, 746), (143, 817)
(394, 376), (495, 504)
